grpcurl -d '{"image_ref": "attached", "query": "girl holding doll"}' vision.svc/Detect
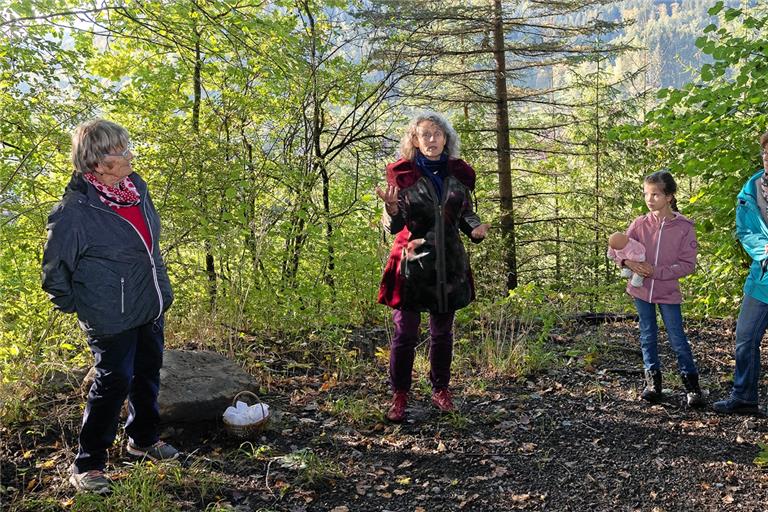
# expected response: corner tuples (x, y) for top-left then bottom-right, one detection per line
(608, 170), (704, 407)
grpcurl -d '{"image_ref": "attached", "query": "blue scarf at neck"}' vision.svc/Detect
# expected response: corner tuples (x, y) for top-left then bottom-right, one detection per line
(415, 152), (449, 199)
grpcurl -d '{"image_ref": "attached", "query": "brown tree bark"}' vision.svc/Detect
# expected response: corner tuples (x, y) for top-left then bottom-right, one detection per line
(191, 28), (217, 306)
(492, 0), (517, 291)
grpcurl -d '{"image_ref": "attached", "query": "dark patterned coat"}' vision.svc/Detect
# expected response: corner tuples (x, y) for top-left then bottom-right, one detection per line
(377, 158), (483, 313)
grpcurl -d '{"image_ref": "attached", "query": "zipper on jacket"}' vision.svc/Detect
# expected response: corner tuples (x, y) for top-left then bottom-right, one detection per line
(422, 177), (448, 313)
(437, 203), (446, 310)
(121, 277), (125, 314)
(88, 200), (164, 320)
(141, 198), (164, 318)
(649, 218), (665, 303)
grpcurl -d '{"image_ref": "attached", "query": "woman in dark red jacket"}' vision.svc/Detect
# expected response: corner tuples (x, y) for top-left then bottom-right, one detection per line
(376, 111), (490, 422)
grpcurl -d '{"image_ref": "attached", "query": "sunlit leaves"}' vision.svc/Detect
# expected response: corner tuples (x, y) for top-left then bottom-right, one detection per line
(634, 3), (768, 315)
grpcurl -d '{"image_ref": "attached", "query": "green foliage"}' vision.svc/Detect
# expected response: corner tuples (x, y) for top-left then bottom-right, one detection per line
(2, 0), (765, 427)
(462, 284), (565, 378)
(627, 1), (768, 317)
(753, 442), (768, 468)
(237, 442), (274, 462)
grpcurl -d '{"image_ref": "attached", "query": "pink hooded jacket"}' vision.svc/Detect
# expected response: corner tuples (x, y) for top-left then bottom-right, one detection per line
(608, 213), (697, 304)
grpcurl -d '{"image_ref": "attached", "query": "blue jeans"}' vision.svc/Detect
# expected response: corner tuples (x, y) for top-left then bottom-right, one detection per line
(74, 317), (165, 473)
(731, 294), (768, 403)
(633, 299), (698, 374)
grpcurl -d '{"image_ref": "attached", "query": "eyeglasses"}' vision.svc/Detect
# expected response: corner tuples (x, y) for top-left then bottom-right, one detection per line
(105, 143), (134, 158)
(415, 130), (444, 141)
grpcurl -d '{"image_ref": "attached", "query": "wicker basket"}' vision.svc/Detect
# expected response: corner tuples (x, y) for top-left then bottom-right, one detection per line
(223, 390), (270, 438)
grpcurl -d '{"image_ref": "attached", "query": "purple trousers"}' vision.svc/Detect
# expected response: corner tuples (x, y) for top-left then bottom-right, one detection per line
(390, 309), (455, 392)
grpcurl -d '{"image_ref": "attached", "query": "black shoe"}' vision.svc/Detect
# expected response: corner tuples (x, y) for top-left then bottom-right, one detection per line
(641, 369), (662, 402)
(680, 372), (705, 408)
(712, 397), (760, 415)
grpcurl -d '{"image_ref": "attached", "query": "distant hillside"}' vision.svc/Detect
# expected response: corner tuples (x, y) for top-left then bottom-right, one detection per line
(586, 0), (756, 89)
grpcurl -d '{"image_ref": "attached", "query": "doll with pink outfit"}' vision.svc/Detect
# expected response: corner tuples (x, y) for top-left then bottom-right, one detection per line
(607, 232), (646, 287)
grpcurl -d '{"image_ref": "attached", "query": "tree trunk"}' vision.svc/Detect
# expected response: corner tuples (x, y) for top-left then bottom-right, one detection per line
(191, 31), (216, 307)
(241, 122), (261, 278)
(592, 40), (602, 309)
(492, 0), (517, 291)
(306, 2), (335, 291)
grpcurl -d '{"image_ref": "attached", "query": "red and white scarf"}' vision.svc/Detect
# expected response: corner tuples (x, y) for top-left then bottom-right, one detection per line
(83, 173), (140, 209)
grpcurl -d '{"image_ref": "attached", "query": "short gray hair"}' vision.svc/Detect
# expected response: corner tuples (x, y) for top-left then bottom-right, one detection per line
(71, 119), (130, 174)
(398, 111), (460, 161)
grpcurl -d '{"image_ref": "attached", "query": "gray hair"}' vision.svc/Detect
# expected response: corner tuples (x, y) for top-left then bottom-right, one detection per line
(398, 111), (460, 160)
(71, 118), (130, 174)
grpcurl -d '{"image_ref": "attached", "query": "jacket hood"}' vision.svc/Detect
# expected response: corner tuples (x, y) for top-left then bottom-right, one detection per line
(737, 169), (764, 203)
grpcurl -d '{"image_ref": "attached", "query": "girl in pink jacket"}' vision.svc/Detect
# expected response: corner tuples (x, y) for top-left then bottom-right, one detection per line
(609, 171), (704, 407)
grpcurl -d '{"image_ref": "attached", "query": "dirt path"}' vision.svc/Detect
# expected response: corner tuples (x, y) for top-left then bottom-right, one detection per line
(3, 320), (768, 511)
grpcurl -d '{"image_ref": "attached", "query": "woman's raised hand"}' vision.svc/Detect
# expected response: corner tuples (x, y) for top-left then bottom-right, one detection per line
(375, 183), (400, 215)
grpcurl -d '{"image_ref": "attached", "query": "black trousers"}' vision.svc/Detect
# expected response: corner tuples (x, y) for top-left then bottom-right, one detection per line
(73, 317), (164, 473)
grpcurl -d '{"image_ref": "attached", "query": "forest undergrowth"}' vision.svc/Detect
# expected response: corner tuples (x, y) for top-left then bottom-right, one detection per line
(4, 292), (768, 511)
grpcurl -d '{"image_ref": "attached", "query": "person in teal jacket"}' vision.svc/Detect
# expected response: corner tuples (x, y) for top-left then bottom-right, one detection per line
(713, 133), (768, 415)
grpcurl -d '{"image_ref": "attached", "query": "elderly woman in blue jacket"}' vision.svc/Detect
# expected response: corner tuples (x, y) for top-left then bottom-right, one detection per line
(42, 119), (178, 493)
(713, 131), (768, 416)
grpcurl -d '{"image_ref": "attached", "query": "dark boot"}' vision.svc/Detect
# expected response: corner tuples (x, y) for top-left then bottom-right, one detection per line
(680, 373), (705, 407)
(640, 369), (662, 402)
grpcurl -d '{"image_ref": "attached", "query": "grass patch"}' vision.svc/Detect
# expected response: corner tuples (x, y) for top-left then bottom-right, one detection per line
(275, 448), (342, 489)
(72, 463), (180, 512)
(326, 396), (382, 426)
(66, 460), (223, 512)
(6, 497), (62, 512)
(754, 443), (768, 469)
(437, 410), (473, 431)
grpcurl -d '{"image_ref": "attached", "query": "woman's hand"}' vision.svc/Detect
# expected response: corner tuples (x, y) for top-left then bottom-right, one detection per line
(375, 184), (400, 215)
(625, 260), (654, 278)
(471, 223), (491, 240)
